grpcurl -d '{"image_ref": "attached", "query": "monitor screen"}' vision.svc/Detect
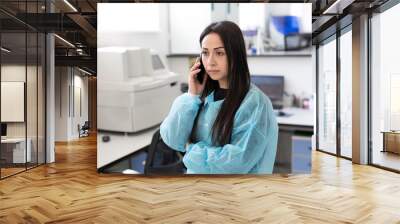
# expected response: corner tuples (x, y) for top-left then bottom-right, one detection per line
(251, 75), (284, 109)
(151, 55), (165, 70)
(1, 123), (7, 137)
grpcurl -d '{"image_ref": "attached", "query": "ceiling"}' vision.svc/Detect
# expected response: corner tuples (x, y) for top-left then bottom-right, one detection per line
(1, 0), (98, 74)
(0, 0), (393, 75)
(310, 0), (390, 44)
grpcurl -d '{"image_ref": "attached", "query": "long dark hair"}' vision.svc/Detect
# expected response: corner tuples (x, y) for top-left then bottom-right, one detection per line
(190, 21), (250, 146)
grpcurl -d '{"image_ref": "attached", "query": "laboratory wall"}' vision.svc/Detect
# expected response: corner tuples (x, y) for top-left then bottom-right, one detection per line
(98, 3), (314, 99)
(97, 4), (170, 67)
(168, 56), (313, 98)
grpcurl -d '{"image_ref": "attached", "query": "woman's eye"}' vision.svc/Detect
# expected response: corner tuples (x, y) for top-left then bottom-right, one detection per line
(202, 52), (208, 56)
(217, 52), (225, 56)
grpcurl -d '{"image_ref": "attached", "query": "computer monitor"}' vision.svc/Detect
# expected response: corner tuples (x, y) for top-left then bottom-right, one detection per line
(251, 75), (284, 109)
(150, 52), (169, 76)
(1, 123), (7, 137)
(151, 54), (165, 70)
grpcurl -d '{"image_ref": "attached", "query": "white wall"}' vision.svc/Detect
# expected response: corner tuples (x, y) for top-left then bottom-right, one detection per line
(248, 56), (312, 97)
(55, 67), (89, 141)
(1, 67), (26, 130)
(55, 67), (68, 141)
(72, 74), (89, 138)
(169, 3), (211, 54)
(1, 82), (24, 122)
(1, 65), (37, 137)
(98, 4), (170, 70)
(1, 64), (46, 163)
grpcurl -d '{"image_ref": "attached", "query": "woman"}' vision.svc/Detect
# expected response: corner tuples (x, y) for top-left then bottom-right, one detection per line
(160, 21), (278, 174)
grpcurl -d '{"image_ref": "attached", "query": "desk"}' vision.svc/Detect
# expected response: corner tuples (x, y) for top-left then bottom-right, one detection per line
(97, 127), (158, 169)
(276, 107), (314, 128)
(274, 107), (314, 173)
(1, 138), (31, 164)
(381, 131), (400, 154)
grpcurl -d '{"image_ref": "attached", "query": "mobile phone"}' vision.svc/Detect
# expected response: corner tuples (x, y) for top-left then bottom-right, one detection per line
(197, 56), (205, 83)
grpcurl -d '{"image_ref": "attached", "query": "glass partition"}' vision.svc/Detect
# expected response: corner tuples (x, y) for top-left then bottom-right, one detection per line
(27, 30), (38, 169)
(38, 32), (45, 165)
(339, 28), (352, 158)
(317, 36), (337, 155)
(0, 1), (46, 179)
(370, 3), (400, 171)
(1, 30), (28, 177)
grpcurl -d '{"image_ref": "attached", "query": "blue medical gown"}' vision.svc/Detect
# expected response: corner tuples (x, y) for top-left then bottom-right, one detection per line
(160, 84), (278, 174)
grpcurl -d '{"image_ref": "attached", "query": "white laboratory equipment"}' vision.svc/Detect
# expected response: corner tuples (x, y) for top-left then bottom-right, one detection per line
(97, 47), (180, 133)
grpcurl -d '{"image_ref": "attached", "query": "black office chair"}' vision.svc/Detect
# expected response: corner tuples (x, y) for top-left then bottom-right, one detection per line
(79, 121), (90, 138)
(144, 129), (186, 175)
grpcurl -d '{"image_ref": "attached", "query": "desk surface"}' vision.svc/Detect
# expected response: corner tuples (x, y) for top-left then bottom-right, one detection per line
(1, 138), (27, 143)
(276, 107), (314, 127)
(97, 127), (158, 168)
(381, 131), (400, 134)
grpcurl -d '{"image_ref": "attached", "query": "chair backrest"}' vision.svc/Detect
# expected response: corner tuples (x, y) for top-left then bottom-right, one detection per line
(144, 129), (185, 175)
(82, 121), (90, 129)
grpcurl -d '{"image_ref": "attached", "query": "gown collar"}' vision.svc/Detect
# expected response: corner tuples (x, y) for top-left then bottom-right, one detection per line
(204, 91), (215, 106)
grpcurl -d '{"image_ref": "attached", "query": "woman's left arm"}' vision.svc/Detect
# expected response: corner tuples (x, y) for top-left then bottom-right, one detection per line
(183, 99), (278, 174)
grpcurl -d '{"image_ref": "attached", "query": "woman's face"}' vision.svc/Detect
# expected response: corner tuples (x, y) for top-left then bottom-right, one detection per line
(201, 32), (228, 86)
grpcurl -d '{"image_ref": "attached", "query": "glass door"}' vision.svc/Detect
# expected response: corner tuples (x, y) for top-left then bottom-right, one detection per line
(339, 27), (352, 159)
(370, 3), (400, 171)
(317, 36), (337, 155)
(0, 1), (47, 179)
(1, 30), (28, 178)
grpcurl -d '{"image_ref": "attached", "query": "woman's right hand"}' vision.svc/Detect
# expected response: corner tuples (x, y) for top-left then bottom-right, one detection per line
(188, 57), (208, 96)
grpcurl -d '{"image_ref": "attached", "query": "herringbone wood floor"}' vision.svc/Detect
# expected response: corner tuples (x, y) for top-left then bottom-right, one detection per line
(1, 134), (400, 223)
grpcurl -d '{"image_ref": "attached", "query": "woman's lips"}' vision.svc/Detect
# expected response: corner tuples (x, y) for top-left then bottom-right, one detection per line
(207, 70), (220, 73)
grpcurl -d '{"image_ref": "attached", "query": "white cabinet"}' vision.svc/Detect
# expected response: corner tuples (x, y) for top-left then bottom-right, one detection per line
(274, 129), (312, 174)
(291, 136), (312, 173)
